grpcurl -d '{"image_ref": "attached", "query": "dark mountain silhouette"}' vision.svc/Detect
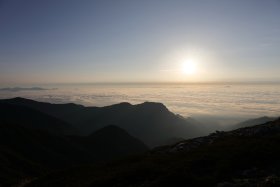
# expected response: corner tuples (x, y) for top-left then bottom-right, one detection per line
(83, 102), (203, 146)
(0, 97), (203, 146)
(0, 103), (78, 136)
(27, 117), (280, 187)
(1, 97), (279, 186)
(0, 122), (91, 187)
(0, 97), (88, 126)
(71, 125), (148, 161)
(0, 124), (148, 186)
(0, 104), (148, 186)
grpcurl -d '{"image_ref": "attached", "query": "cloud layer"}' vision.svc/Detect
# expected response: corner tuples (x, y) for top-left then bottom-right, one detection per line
(0, 83), (279, 119)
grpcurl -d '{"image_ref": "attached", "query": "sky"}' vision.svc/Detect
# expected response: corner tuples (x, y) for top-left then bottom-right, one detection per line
(0, 0), (280, 85)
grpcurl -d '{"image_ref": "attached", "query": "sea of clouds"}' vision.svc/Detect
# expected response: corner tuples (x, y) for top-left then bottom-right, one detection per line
(0, 83), (279, 124)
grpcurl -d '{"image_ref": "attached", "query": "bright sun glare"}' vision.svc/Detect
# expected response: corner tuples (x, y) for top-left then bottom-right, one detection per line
(182, 59), (197, 75)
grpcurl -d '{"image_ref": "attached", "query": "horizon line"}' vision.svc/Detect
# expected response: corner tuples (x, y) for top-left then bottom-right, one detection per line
(2, 80), (280, 86)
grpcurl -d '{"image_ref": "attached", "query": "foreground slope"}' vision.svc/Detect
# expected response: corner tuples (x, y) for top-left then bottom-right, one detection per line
(27, 118), (280, 187)
(0, 122), (90, 187)
(71, 125), (148, 161)
(0, 124), (148, 187)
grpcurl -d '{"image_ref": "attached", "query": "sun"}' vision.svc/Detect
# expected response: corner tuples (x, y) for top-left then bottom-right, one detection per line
(182, 59), (197, 75)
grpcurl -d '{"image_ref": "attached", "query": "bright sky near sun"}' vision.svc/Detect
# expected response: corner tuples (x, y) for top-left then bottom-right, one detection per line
(0, 0), (280, 85)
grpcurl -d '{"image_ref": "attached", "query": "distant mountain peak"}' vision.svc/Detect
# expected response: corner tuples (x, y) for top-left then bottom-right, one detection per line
(118, 102), (132, 106)
(136, 102), (169, 112)
(108, 102), (132, 108)
(232, 116), (277, 130)
(142, 101), (166, 106)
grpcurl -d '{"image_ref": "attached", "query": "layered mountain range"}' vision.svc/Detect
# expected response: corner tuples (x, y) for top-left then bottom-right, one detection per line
(0, 97), (279, 187)
(0, 97), (204, 147)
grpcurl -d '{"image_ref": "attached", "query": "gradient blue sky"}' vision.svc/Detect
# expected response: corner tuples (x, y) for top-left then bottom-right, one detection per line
(0, 0), (280, 85)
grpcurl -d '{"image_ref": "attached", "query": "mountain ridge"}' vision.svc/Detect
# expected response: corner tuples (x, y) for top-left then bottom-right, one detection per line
(0, 102), (78, 136)
(0, 97), (203, 146)
(230, 116), (277, 130)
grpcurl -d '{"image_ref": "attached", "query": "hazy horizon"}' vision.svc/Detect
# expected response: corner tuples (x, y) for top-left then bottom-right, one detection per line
(1, 80), (280, 87)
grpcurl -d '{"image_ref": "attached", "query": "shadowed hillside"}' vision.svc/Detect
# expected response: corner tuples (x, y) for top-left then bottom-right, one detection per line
(26, 118), (280, 187)
(0, 103), (148, 186)
(0, 103), (78, 136)
(0, 122), (90, 186)
(71, 125), (148, 161)
(2, 97), (280, 186)
(229, 116), (277, 130)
